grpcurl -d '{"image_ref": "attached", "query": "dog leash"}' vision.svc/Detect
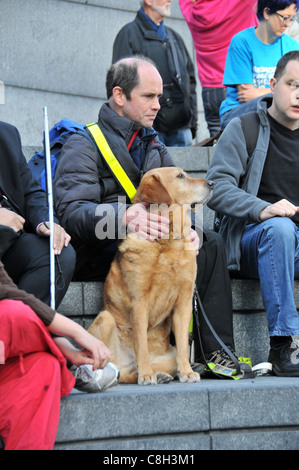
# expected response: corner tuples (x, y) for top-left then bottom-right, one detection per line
(192, 285), (242, 378)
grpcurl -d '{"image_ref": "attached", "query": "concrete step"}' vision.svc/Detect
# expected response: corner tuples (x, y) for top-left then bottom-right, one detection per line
(54, 377), (299, 450)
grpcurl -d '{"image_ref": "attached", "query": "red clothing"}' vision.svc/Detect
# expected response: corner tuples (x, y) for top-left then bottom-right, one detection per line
(0, 299), (75, 450)
(179, 0), (258, 87)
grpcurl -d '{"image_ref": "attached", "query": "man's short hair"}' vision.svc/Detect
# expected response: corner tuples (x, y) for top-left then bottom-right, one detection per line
(257, 0), (298, 21)
(106, 56), (157, 100)
(274, 50), (299, 81)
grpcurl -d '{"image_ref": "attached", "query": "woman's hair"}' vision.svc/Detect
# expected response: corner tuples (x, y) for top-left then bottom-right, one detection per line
(106, 56), (156, 100)
(257, 0), (298, 20)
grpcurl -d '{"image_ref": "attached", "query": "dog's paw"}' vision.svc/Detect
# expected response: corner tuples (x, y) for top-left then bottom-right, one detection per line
(179, 371), (200, 383)
(156, 372), (174, 384)
(138, 374), (157, 385)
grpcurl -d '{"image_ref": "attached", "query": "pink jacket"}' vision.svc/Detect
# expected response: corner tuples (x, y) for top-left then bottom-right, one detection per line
(179, 0), (258, 87)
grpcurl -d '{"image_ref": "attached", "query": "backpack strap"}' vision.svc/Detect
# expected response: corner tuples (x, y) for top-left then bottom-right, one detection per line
(86, 123), (137, 203)
(214, 111), (261, 232)
(239, 111), (260, 159)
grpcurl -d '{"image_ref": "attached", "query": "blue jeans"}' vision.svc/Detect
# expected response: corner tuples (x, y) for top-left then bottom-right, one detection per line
(158, 128), (192, 147)
(220, 95), (268, 129)
(239, 217), (299, 337)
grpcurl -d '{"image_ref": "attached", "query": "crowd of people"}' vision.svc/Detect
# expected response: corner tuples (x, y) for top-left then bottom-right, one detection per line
(1, 0), (299, 451)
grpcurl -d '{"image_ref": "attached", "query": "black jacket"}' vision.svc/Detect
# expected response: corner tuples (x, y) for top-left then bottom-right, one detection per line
(112, 10), (198, 134)
(54, 104), (175, 244)
(0, 121), (51, 233)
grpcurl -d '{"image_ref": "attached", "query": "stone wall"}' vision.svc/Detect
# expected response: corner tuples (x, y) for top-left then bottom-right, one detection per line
(0, 0), (208, 147)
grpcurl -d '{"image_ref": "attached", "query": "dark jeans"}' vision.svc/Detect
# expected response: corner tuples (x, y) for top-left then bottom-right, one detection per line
(74, 230), (234, 356)
(202, 87), (226, 137)
(220, 95), (269, 129)
(158, 128), (193, 147)
(2, 232), (76, 308)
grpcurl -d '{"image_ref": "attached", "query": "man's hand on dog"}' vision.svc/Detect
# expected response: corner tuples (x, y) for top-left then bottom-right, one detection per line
(124, 202), (200, 252)
(124, 202), (170, 241)
(189, 228), (200, 254)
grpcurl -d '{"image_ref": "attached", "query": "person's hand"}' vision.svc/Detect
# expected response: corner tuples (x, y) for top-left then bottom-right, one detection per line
(237, 84), (269, 103)
(49, 313), (112, 370)
(36, 222), (71, 255)
(0, 207), (25, 232)
(190, 228), (200, 254)
(123, 202), (170, 241)
(72, 330), (112, 370)
(259, 199), (299, 221)
(53, 334), (111, 371)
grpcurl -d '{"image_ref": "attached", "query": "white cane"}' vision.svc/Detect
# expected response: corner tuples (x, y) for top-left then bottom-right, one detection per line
(43, 106), (55, 310)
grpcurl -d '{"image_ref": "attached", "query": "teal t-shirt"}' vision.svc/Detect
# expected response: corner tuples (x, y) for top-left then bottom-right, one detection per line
(220, 27), (299, 117)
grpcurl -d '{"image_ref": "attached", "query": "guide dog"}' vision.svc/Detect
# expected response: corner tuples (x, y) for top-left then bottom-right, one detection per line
(89, 167), (214, 384)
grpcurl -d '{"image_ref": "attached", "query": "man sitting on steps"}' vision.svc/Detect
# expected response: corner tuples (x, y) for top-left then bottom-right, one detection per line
(54, 56), (252, 375)
(206, 50), (299, 377)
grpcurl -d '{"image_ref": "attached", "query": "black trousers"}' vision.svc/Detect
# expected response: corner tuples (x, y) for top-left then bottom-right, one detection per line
(194, 230), (234, 357)
(2, 232), (76, 308)
(74, 230), (234, 356)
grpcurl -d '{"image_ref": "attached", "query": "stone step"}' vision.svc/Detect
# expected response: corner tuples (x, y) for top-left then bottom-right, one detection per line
(54, 377), (299, 450)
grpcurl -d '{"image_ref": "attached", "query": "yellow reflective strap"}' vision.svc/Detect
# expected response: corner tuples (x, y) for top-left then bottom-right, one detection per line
(207, 363), (243, 380)
(86, 123), (137, 203)
(189, 314), (193, 333)
(238, 357), (252, 368)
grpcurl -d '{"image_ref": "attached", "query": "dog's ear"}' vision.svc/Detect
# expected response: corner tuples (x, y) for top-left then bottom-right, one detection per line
(133, 174), (172, 205)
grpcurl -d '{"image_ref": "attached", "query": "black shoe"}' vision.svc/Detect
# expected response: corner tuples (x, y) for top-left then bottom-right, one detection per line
(268, 339), (299, 377)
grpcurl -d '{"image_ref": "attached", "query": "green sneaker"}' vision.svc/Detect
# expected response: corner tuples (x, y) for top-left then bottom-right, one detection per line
(200, 348), (255, 379)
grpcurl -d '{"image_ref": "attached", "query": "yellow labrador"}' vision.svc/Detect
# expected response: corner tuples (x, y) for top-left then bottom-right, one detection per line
(89, 167), (213, 385)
